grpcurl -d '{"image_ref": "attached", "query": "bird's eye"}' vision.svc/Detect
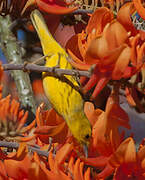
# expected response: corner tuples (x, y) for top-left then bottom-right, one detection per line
(85, 134), (90, 139)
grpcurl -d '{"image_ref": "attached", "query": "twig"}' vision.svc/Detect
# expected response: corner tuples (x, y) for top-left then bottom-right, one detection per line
(72, 9), (93, 14)
(0, 141), (49, 157)
(2, 63), (91, 78)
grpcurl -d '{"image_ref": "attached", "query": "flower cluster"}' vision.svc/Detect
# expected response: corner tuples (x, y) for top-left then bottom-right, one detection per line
(66, 3), (145, 100)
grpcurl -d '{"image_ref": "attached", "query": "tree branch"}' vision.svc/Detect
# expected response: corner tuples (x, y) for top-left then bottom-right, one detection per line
(2, 63), (91, 78)
(0, 15), (36, 115)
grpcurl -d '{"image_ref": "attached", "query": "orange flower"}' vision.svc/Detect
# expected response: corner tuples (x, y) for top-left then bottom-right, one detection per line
(1, 141), (91, 179)
(85, 86), (130, 154)
(82, 120), (145, 179)
(109, 138), (145, 179)
(34, 103), (69, 144)
(91, 86), (130, 156)
(0, 143), (41, 179)
(3, 143), (31, 179)
(0, 95), (35, 142)
(30, 143), (91, 180)
(86, 137), (145, 179)
(66, 7), (145, 99)
(0, 143), (52, 179)
(47, 143), (91, 180)
(66, 7), (114, 68)
(81, 86), (131, 178)
(1, 137), (144, 179)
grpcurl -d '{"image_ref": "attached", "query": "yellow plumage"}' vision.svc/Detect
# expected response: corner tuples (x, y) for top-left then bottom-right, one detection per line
(30, 10), (91, 147)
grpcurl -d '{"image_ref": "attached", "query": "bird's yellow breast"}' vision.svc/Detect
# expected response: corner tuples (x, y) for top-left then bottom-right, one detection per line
(42, 53), (84, 119)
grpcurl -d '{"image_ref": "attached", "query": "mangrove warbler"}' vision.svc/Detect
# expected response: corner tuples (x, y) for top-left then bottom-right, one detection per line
(30, 10), (91, 149)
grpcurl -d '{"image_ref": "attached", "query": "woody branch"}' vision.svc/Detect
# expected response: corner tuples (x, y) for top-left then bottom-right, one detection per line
(2, 63), (91, 78)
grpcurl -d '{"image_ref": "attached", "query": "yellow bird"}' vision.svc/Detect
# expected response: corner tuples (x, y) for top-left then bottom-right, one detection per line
(30, 10), (91, 153)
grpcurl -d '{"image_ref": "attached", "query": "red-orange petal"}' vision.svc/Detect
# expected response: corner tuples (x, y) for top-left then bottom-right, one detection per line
(66, 35), (83, 62)
(103, 20), (129, 50)
(74, 159), (83, 180)
(84, 167), (91, 180)
(4, 155), (30, 179)
(0, 160), (7, 178)
(112, 46), (131, 80)
(91, 76), (110, 99)
(55, 143), (73, 165)
(34, 122), (66, 136)
(109, 137), (136, 167)
(84, 102), (102, 126)
(86, 7), (114, 34)
(83, 156), (109, 167)
(97, 163), (114, 179)
(117, 2), (138, 36)
(125, 87), (136, 106)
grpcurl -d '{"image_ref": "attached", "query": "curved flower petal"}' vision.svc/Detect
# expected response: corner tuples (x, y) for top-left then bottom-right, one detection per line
(86, 7), (114, 34)
(67, 51), (91, 70)
(35, 122), (66, 136)
(0, 95), (34, 142)
(103, 20), (129, 50)
(74, 159), (84, 180)
(86, 20), (129, 66)
(90, 76), (110, 99)
(92, 87), (130, 155)
(97, 163), (114, 179)
(138, 145), (145, 167)
(0, 160), (7, 179)
(86, 35), (109, 61)
(84, 167), (91, 180)
(66, 34), (83, 63)
(48, 144), (75, 180)
(125, 87), (136, 106)
(29, 152), (55, 179)
(84, 102), (102, 126)
(55, 143), (73, 165)
(4, 154), (31, 179)
(109, 137), (136, 167)
(112, 46), (131, 80)
(35, 104), (68, 144)
(117, 2), (138, 36)
(83, 156), (109, 167)
(125, 86), (145, 112)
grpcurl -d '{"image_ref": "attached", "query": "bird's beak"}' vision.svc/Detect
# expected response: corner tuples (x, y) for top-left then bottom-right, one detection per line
(83, 144), (88, 158)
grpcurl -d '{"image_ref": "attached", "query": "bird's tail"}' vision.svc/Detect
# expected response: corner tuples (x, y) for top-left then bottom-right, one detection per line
(30, 9), (66, 56)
